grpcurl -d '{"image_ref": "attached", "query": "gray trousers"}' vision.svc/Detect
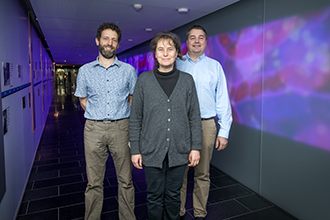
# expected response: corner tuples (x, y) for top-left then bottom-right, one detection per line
(180, 119), (217, 218)
(84, 119), (135, 220)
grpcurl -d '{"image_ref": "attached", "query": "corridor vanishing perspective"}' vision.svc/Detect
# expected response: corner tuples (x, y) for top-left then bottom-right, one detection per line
(16, 93), (297, 220)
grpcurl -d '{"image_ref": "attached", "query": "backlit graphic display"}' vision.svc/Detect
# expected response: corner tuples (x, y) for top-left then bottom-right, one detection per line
(122, 7), (330, 151)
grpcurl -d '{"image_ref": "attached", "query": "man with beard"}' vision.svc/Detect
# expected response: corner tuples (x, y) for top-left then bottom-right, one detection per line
(75, 22), (137, 220)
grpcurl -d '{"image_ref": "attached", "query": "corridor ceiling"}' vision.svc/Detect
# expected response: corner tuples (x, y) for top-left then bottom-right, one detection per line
(28, 0), (239, 65)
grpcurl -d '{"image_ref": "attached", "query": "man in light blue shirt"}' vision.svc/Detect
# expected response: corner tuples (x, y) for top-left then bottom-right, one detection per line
(74, 23), (137, 220)
(177, 25), (233, 220)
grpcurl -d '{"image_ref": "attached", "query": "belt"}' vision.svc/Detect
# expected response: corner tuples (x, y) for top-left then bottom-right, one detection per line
(201, 116), (214, 121)
(88, 117), (129, 123)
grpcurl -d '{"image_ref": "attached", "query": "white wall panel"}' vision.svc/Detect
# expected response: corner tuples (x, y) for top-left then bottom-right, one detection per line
(0, 0), (54, 219)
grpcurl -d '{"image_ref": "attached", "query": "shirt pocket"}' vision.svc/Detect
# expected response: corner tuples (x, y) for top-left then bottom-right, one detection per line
(200, 71), (217, 91)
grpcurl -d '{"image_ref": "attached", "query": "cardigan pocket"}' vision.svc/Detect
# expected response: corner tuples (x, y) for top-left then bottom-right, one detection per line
(140, 137), (156, 154)
(176, 137), (191, 154)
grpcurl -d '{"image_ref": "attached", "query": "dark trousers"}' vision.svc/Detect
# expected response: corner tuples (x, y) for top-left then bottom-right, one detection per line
(144, 156), (186, 220)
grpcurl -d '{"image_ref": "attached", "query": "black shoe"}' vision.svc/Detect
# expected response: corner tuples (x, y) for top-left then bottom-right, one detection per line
(195, 217), (206, 220)
(180, 215), (185, 220)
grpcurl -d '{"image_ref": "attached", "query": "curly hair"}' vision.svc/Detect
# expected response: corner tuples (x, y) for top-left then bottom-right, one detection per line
(96, 23), (122, 43)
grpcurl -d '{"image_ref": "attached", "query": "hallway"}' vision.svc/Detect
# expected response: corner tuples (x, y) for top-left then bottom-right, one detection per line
(16, 93), (298, 220)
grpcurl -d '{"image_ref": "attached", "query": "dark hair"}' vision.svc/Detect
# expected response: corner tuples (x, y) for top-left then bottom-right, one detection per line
(150, 31), (183, 67)
(186, 25), (208, 40)
(96, 23), (122, 43)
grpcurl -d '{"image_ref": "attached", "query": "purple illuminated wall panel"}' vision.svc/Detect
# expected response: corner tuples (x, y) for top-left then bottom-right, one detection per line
(122, 7), (330, 151)
(262, 8), (330, 151)
(122, 52), (155, 76)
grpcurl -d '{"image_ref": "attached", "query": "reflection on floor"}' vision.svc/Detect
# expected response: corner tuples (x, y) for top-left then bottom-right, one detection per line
(16, 94), (298, 220)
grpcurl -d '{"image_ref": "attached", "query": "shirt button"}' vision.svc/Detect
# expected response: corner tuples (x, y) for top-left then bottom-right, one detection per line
(167, 99), (170, 102)
(167, 138), (170, 141)
(108, 91), (109, 93)
(167, 128), (170, 131)
(168, 118), (171, 122)
(168, 109), (171, 112)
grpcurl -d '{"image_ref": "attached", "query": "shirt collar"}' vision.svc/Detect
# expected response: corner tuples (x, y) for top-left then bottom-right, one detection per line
(93, 56), (121, 68)
(186, 53), (206, 63)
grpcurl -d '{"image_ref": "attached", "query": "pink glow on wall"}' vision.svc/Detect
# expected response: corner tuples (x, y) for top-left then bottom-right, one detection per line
(122, 7), (330, 151)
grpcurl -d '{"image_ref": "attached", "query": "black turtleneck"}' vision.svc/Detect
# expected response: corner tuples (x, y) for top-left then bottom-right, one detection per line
(153, 68), (179, 97)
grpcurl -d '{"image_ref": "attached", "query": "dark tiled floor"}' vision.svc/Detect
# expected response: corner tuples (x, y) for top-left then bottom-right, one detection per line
(16, 94), (298, 220)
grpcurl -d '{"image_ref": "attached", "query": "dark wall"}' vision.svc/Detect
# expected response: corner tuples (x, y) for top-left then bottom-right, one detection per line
(119, 0), (330, 219)
(173, 0), (265, 196)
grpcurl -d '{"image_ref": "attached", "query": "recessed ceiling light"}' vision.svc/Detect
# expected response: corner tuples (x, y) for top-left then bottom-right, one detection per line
(133, 4), (142, 11)
(145, 28), (152, 32)
(177, 7), (189, 14)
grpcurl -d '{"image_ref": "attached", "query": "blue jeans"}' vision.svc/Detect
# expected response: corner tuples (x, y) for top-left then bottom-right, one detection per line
(144, 155), (186, 220)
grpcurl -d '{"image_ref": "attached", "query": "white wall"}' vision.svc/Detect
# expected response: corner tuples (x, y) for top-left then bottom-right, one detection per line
(0, 0), (54, 219)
